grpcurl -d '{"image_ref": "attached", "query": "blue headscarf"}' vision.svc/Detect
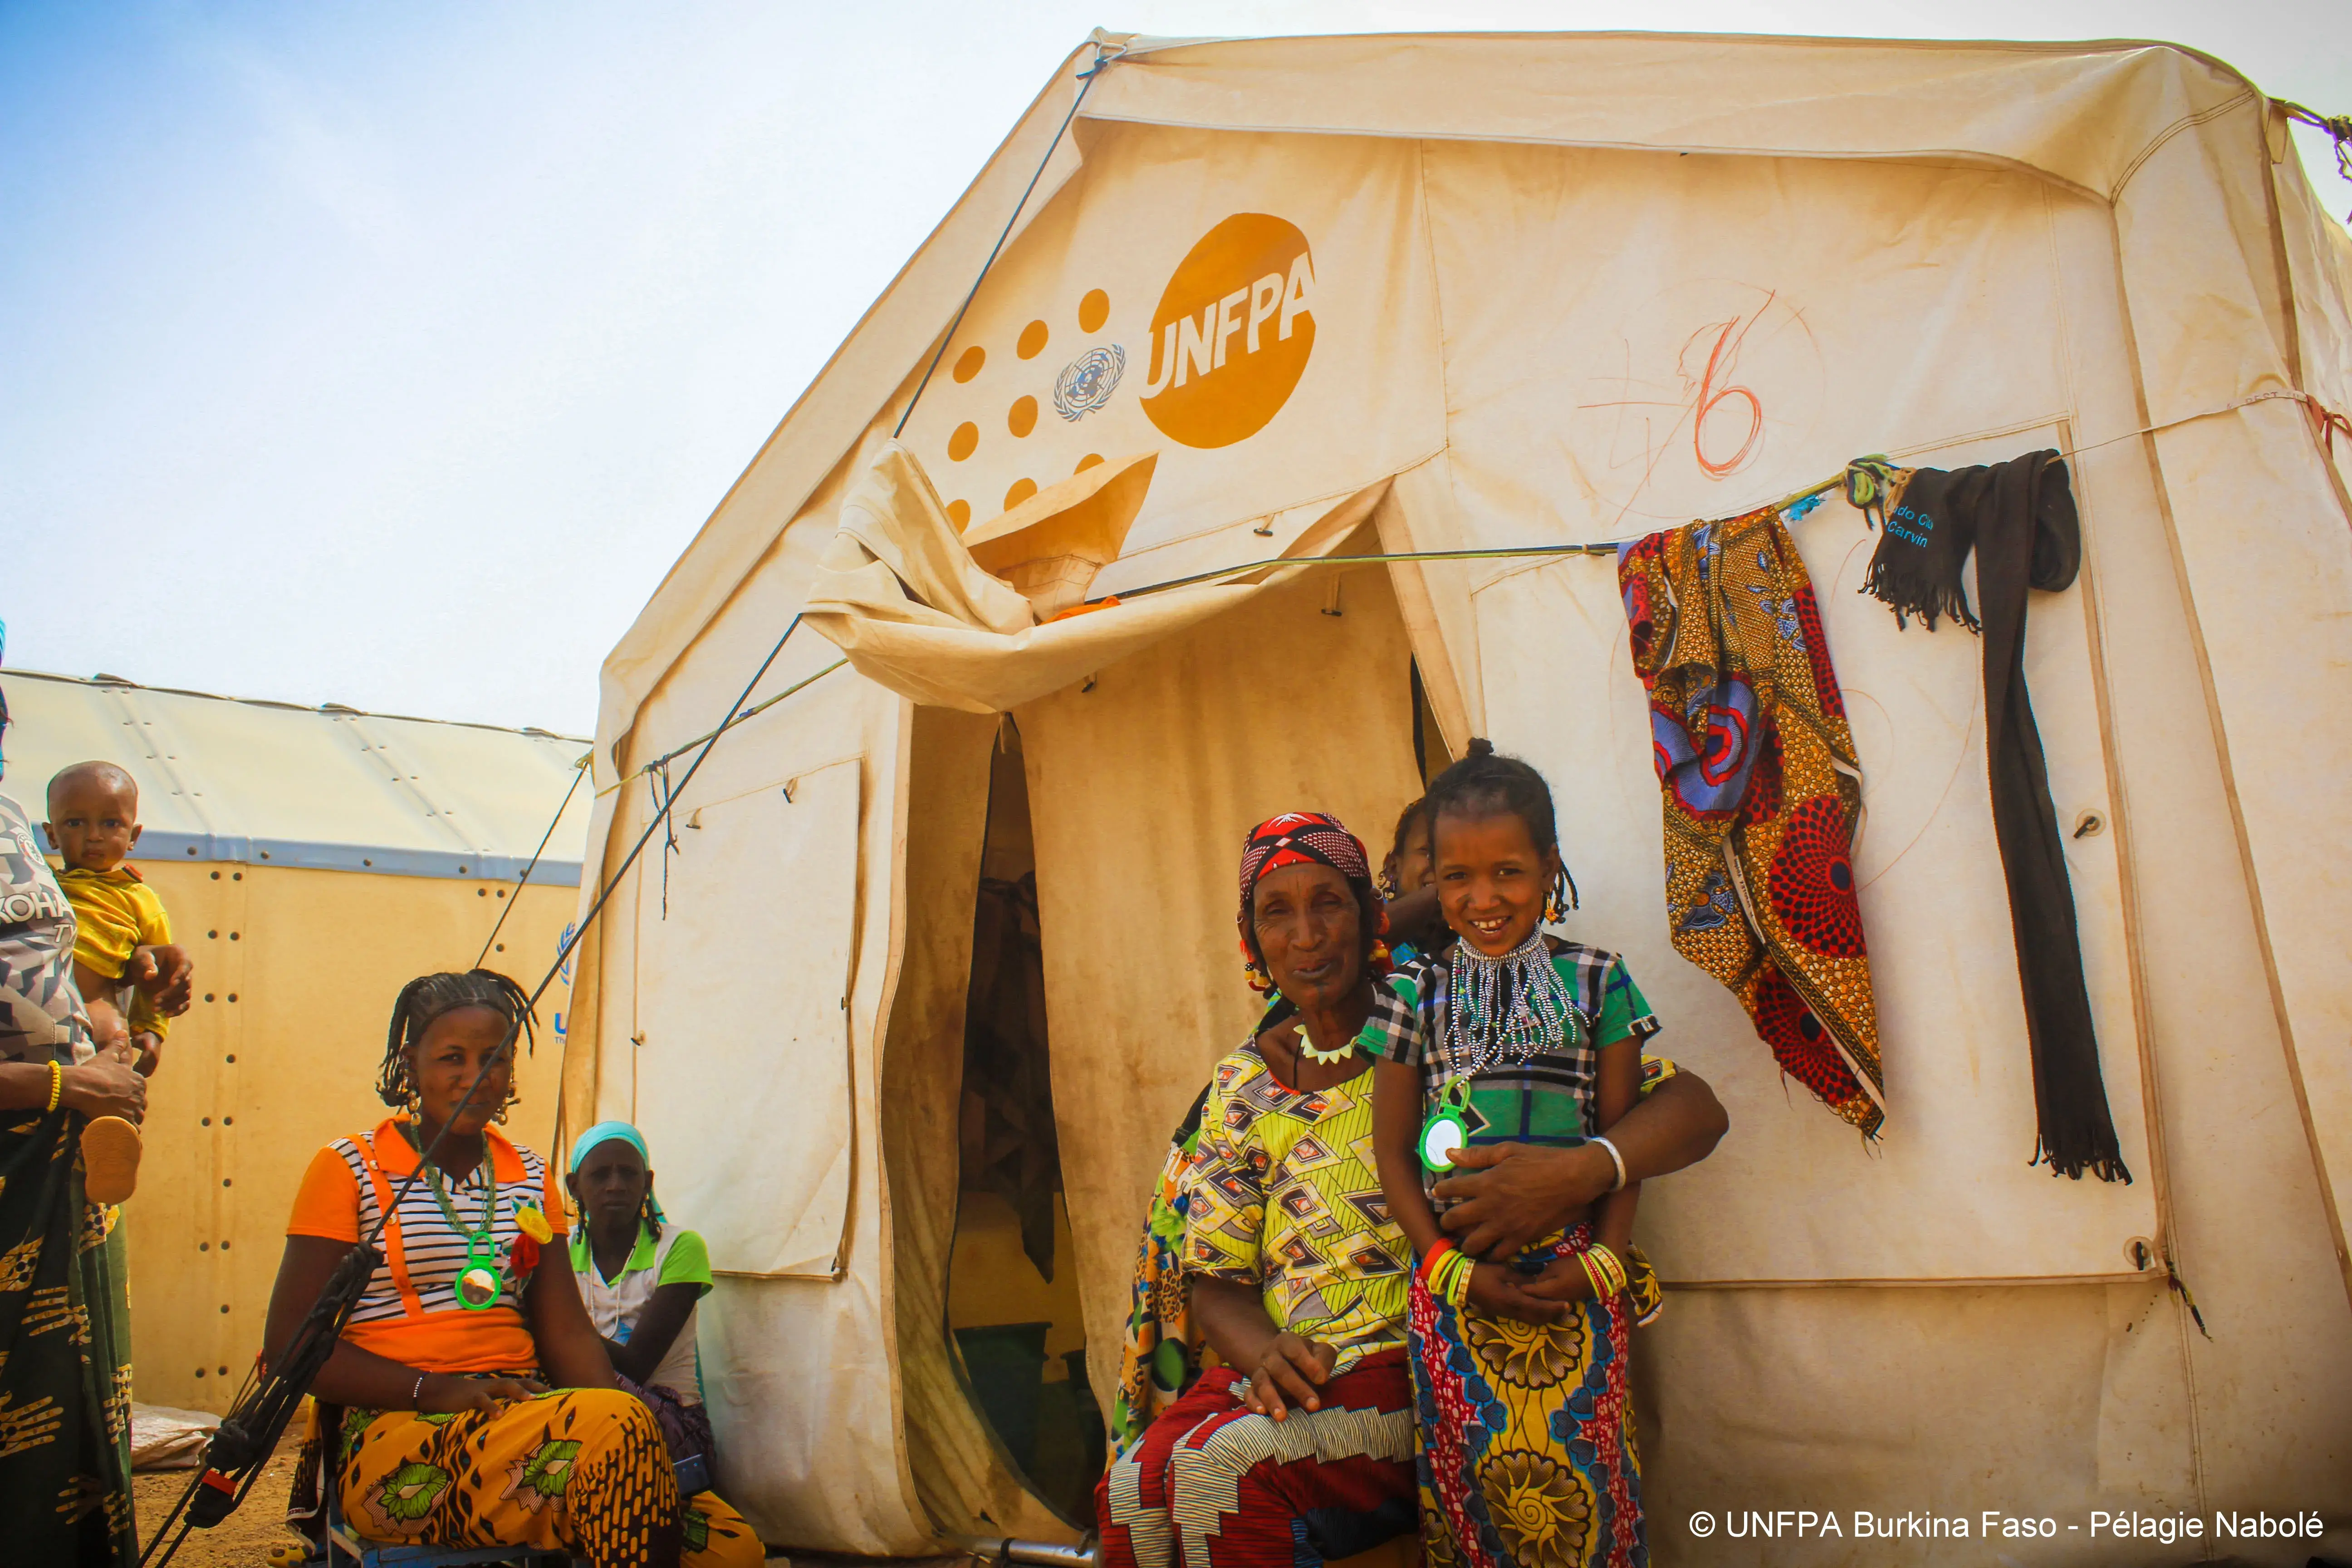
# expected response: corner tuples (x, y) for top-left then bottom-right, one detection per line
(568, 1119), (666, 1221)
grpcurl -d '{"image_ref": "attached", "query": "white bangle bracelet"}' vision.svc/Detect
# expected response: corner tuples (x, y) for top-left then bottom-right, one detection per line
(1591, 1135), (1628, 1194)
(412, 1371), (427, 1405)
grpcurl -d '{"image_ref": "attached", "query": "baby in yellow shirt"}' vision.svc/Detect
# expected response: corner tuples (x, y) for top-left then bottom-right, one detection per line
(44, 761), (195, 1201)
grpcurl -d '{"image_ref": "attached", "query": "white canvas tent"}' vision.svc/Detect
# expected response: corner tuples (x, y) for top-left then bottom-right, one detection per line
(561, 30), (2352, 1562)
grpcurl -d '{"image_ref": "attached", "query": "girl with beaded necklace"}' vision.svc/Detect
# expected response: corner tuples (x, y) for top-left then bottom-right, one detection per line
(1369, 740), (1657, 1568)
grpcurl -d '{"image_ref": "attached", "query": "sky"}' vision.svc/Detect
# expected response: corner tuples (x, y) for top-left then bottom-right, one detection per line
(3, 0), (2346, 737)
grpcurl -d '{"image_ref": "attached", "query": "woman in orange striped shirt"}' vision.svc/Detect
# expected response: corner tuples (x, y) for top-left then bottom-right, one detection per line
(265, 970), (761, 1568)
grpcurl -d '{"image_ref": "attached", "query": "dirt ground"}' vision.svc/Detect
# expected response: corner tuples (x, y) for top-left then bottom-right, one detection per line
(133, 1425), (307, 1568)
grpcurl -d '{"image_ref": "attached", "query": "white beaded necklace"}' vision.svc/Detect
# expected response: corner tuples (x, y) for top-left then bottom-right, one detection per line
(1444, 930), (1582, 1074)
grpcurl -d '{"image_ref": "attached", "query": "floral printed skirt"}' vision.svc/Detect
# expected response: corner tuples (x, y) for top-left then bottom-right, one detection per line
(1409, 1225), (1643, 1568)
(332, 1384), (760, 1568)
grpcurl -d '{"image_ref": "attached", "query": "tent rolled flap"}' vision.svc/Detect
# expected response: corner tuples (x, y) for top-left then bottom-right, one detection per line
(802, 438), (1393, 713)
(961, 451), (1156, 618)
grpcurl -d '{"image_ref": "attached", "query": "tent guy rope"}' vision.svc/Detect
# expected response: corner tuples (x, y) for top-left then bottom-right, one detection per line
(891, 37), (1124, 441)
(142, 613), (813, 1566)
(472, 758), (587, 967)
(1100, 387), (2349, 606)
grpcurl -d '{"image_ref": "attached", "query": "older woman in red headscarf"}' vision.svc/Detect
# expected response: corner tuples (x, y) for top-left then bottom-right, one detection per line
(1098, 812), (1434, 1568)
(1098, 811), (1734, 1568)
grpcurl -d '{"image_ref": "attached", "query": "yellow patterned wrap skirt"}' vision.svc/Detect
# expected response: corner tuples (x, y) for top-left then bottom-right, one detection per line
(333, 1386), (761, 1567)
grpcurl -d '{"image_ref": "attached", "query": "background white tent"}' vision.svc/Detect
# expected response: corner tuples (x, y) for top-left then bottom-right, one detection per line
(1, 668), (589, 1415)
(562, 30), (2352, 1562)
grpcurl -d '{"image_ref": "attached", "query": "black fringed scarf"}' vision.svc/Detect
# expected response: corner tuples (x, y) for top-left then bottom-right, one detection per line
(1864, 450), (2131, 1182)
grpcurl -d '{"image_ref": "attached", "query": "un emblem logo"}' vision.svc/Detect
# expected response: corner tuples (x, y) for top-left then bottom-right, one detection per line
(1053, 344), (1126, 422)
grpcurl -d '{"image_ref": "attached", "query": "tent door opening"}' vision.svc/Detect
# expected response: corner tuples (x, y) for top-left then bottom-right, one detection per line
(945, 722), (1102, 1525)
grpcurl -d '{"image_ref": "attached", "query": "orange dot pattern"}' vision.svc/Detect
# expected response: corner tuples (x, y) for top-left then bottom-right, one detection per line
(941, 292), (1113, 494)
(946, 500), (971, 529)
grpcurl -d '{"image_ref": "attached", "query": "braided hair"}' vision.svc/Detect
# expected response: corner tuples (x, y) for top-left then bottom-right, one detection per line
(376, 969), (537, 1120)
(1423, 739), (1579, 915)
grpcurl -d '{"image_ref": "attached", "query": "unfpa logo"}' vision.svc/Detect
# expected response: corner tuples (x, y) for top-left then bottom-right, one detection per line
(1139, 213), (1316, 449)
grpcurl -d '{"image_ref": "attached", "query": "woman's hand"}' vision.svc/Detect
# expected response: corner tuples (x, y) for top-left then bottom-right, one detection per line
(84, 1000), (135, 1068)
(1465, 1262), (1572, 1325)
(1434, 1142), (1612, 1261)
(1239, 1333), (1338, 1421)
(61, 1058), (147, 1123)
(416, 1373), (547, 1414)
(1514, 1255), (1598, 1304)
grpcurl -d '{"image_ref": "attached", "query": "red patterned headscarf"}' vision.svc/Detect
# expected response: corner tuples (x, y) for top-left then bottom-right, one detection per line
(1236, 812), (1388, 990)
(1238, 811), (1373, 917)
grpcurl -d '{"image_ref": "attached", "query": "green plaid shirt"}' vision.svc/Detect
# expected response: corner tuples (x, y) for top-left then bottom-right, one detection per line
(1367, 940), (1659, 1204)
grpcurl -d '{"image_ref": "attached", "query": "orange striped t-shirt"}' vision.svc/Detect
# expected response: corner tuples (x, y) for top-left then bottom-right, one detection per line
(286, 1117), (568, 1373)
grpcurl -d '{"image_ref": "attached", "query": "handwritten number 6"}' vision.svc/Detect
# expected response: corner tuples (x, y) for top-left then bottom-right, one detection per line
(1692, 317), (1763, 478)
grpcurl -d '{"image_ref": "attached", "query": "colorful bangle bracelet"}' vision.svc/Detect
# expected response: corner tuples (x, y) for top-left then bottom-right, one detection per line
(1417, 1239), (1457, 1287)
(1583, 1244), (1626, 1298)
(1441, 1251), (1473, 1309)
(45, 1061), (64, 1113)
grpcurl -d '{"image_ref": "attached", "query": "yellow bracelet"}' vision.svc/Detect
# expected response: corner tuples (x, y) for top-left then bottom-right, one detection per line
(46, 1061), (64, 1114)
(1444, 1252), (1474, 1309)
(1587, 1244), (1626, 1298)
(1427, 1248), (1470, 1309)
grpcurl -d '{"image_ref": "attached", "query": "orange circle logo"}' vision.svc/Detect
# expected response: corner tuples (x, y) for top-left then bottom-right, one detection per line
(1139, 213), (1315, 449)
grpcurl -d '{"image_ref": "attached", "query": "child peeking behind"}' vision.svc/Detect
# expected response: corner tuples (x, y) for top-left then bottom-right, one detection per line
(44, 761), (194, 1203)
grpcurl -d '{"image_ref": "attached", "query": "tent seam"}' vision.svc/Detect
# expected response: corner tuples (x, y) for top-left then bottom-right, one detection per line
(2107, 88), (2258, 202)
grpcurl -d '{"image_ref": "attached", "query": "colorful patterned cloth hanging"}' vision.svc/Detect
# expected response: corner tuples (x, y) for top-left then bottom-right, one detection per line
(1617, 506), (1886, 1136)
